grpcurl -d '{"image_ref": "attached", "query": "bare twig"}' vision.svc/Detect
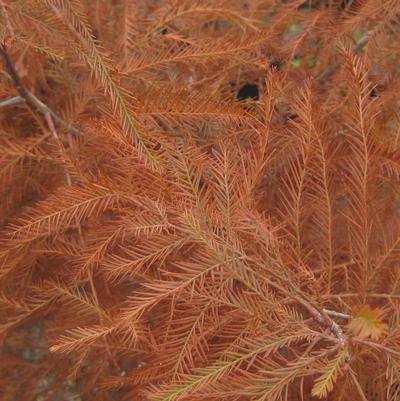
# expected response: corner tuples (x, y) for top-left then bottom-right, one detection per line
(0, 95), (25, 108)
(0, 44), (81, 136)
(323, 309), (352, 320)
(352, 33), (371, 53)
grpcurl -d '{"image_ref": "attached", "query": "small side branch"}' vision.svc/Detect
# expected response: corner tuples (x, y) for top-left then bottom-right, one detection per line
(323, 309), (352, 320)
(0, 44), (81, 137)
(44, 112), (72, 186)
(0, 95), (25, 108)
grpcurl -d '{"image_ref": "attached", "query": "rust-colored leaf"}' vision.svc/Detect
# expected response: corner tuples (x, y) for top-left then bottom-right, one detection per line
(348, 305), (387, 340)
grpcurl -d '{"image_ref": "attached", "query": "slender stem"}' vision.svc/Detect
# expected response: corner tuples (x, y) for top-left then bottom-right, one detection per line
(0, 95), (25, 108)
(44, 112), (72, 186)
(323, 309), (352, 320)
(0, 44), (81, 136)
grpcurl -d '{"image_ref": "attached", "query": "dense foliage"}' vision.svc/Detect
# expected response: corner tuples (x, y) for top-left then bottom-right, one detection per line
(1, 1), (400, 400)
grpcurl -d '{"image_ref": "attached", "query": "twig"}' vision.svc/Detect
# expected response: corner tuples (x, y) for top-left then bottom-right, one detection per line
(352, 33), (371, 53)
(312, 309), (346, 345)
(265, 277), (350, 356)
(44, 112), (72, 186)
(0, 44), (81, 136)
(0, 95), (25, 108)
(323, 309), (352, 320)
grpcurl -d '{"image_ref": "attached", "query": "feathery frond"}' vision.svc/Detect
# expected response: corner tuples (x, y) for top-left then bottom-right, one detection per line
(1, 1), (399, 400)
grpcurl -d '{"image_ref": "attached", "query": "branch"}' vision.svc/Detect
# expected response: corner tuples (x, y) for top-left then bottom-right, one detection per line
(311, 308), (347, 346)
(0, 44), (81, 136)
(0, 95), (25, 108)
(323, 309), (352, 320)
(44, 112), (72, 186)
(241, 267), (350, 351)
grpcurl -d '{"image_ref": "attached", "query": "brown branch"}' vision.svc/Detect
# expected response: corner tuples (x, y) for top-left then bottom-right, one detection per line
(242, 266), (349, 349)
(0, 44), (81, 136)
(310, 307), (347, 345)
(44, 112), (72, 186)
